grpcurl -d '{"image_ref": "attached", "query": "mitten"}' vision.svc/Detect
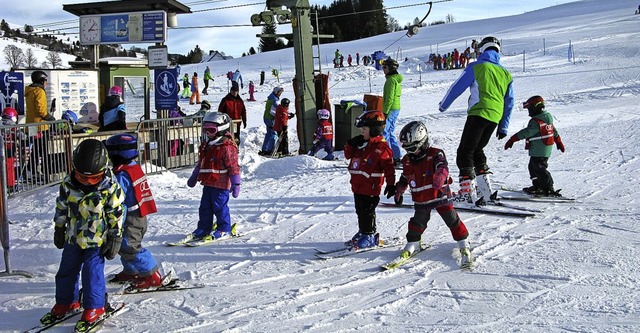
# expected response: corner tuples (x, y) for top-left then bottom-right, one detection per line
(230, 174), (241, 198)
(187, 164), (200, 187)
(384, 184), (396, 199)
(504, 135), (519, 150)
(54, 226), (66, 249)
(496, 131), (507, 140)
(555, 136), (566, 153)
(347, 135), (366, 148)
(394, 182), (408, 205)
(100, 234), (122, 260)
(288, 113), (295, 119)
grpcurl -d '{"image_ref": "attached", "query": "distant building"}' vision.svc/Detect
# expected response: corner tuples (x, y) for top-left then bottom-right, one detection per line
(201, 50), (233, 62)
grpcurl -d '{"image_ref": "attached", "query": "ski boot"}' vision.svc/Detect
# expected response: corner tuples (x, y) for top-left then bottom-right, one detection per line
(355, 233), (380, 249)
(109, 271), (138, 284)
(129, 271), (163, 290)
(458, 239), (474, 269)
(346, 231), (362, 246)
(40, 301), (81, 324)
(74, 307), (106, 332)
(475, 169), (494, 204)
(401, 241), (421, 259)
(459, 176), (479, 205)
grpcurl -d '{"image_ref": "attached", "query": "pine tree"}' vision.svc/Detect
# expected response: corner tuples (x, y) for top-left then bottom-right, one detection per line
(259, 22), (281, 52)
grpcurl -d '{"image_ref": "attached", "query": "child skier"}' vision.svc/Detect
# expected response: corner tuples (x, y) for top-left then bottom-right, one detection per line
(248, 81), (256, 101)
(1, 107), (28, 188)
(504, 95), (566, 196)
(344, 110), (396, 248)
(185, 112), (241, 242)
(40, 139), (124, 331)
(307, 109), (335, 160)
(104, 133), (162, 290)
(181, 73), (191, 99)
(394, 121), (472, 267)
(273, 97), (294, 157)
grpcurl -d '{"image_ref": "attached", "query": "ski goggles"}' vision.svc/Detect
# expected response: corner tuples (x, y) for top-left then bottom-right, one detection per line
(74, 171), (105, 186)
(203, 123), (218, 136)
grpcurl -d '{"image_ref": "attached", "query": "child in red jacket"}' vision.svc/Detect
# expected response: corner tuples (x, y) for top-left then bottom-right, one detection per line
(273, 98), (294, 157)
(344, 110), (396, 249)
(393, 121), (473, 269)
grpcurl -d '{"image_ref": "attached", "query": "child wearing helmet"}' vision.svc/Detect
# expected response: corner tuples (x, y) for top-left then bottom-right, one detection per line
(104, 133), (162, 290)
(41, 139), (125, 331)
(260, 86), (284, 155)
(504, 95), (566, 196)
(183, 112), (241, 243)
(394, 121), (473, 269)
(2, 107), (29, 188)
(273, 97), (294, 157)
(344, 110), (396, 249)
(307, 109), (335, 160)
(99, 86), (127, 132)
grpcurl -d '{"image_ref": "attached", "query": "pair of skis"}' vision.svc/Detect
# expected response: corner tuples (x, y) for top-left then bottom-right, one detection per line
(115, 271), (205, 295)
(165, 223), (240, 247)
(25, 303), (126, 333)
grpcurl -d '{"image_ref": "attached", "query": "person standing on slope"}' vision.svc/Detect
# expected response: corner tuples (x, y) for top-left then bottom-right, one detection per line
(381, 58), (404, 165)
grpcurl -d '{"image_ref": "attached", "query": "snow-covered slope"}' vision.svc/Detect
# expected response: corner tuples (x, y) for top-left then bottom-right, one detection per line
(2, 0), (639, 332)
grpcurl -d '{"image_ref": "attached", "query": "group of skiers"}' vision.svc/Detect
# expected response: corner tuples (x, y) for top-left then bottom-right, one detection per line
(429, 46), (474, 70)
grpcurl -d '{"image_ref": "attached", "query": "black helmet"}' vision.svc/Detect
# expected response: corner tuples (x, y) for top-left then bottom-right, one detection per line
(31, 70), (48, 84)
(383, 58), (399, 71)
(280, 98), (291, 107)
(399, 121), (430, 154)
(478, 36), (501, 53)
(73, 139), (109, 175)
(200, 100), (211, 110)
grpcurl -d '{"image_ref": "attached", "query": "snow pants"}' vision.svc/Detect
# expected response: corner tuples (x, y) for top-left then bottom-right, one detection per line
(456, 115), (497, 179)
(354, 193), (380, 234)
(55, 244), (105, 309)
(194, 186), (231, 238)
(528, 156), (554, 191)
(308, 138), (334, 158)
(261, 118), (277, 153)
(382, 109), (402, 159)
(119, 211), (158, 277)
(407, 202), (469, 243)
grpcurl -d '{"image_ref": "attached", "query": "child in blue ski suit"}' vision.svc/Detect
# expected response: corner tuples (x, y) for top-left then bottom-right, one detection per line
(105, 133), (162, 290)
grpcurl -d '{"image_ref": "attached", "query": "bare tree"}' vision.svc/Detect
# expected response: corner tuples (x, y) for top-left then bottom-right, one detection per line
(3, 44), (25, 69)
(446, 14), (455, 24)
(24, 48), (38, 68)
(45, 51), (62, 69)
(387, 17), (401, 32)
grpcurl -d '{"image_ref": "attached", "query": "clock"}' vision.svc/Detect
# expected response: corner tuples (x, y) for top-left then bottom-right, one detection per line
(80, 17), (101, 44)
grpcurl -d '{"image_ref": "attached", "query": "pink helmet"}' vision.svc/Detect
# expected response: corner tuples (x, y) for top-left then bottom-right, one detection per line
(109, 85), (123, 97)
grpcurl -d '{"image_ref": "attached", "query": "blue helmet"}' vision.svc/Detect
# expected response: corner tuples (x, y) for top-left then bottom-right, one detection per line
(104, 133), (139, 165)
(62, 110), (78, 125)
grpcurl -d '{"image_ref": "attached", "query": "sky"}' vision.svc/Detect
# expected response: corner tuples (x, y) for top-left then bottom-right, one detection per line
(3, 0), (581, 58)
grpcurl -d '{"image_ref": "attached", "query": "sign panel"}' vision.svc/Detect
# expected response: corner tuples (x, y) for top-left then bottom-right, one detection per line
(0, 71), (24, 116)
(154, 68), (179, 111)
(148, 45), (169, 69)
(79, 11), (166, 45)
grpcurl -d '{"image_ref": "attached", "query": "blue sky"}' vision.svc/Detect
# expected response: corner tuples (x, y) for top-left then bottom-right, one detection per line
(4, 0), (580, 57)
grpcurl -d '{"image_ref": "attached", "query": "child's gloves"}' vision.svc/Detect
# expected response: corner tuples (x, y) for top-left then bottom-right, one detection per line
(230, 174), (241, 198)
(288, 113), (295, 118)
(555, 136), (566, 153)
(394, 182), (408, 205)
(347, 135), (366, 148)
(187, 164), (200, 187)
(504, 135), (519, 150)
(384, 183), (396, 199)
(54, 226), (66, 249)
(100, 233), (122, 260)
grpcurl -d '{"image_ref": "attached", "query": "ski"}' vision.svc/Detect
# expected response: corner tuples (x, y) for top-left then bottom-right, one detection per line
(73, 302), (126, 333)
(315, 237), (405, 259)
(166, 223), (240, 247)
(487, 191), (543, 212)
(25, 308), (82, 333)
(380, 243), (431, 271)
(315, 237), (403, 254)
(121, 278), (205, 294)
(380, 202), (535, 218)
(499, 187), (576, 202)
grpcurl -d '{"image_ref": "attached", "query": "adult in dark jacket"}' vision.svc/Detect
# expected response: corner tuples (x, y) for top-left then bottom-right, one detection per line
(217, 81), (247, 144)
(99, 86), (127, 132)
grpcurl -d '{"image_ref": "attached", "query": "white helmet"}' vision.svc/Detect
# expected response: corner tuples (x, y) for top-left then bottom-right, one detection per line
(399, 121), (430, 154)
(202, 112), (231, 144)
(317, 109), (330, 120)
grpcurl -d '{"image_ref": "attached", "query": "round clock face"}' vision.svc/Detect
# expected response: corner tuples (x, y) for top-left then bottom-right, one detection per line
(80, 17), (100, 44)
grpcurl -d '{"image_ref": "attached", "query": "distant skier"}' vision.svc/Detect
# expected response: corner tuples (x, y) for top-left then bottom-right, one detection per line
(260, 70), (265, 85)
(189, 72), (200, 105)
(504, 95), (566, 196)
(248, 81), (256, 101)
(180, 73), (191, 99)
(231, 69), (244, 90)
(202, 66), (213, 95)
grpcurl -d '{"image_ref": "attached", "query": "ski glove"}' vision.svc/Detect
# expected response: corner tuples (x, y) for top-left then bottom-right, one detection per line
(230, 174), (241, 198)
(504, 135), (519, 150)
(496, 131), (507, 140)
(101, 233), (122, 260)
(187, 164), (200, 187)
(394, 181), (408, 205)
(288, 113), (295, 119)
(347, 135), (367, 148)
(384, 184), (396, 199)
(54, 226), (66, 249)
(555, 136), (566, 152)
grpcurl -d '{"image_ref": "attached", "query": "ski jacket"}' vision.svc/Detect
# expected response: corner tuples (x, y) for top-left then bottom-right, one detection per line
(263, 93), (279, 121)
(25, 83), (50, 131)
(382, 72), (403, 115)
(345, 135), (395, 196)
(54, 169), (125, 249)
(218, 93), (247, 125)
(196, 136), (240, 189)
(399, 147), (450, 207)
(274, 105), (290, 132)
(514, 110), (559, 158)
(314, 119), (333, 141)
(439, 49), (514, 135)
(231, 71), (243, 88)
(203, 68), (213, 81)
(114, 162), (158, 217)
(1, 119), (28, 158)
(182, 75), (190, 88)
(99, 96), (126, 131)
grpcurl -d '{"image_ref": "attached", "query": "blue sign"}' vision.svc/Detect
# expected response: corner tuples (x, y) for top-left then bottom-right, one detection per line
(154, 68), (179, 111)
(0, 71), (25, 116)
(87, 11), (165, 45)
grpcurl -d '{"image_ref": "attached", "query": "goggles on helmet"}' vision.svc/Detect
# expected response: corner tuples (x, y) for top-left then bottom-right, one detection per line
(74, 171), (105, 186)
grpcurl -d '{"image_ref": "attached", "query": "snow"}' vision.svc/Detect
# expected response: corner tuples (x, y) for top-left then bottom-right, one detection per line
(2, 0), (640, 331)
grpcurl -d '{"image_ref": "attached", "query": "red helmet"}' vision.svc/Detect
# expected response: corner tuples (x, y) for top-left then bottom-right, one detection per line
(523, 95), (545, 115)
(1, 107), (18, 122)
(355, 110), (386, 137)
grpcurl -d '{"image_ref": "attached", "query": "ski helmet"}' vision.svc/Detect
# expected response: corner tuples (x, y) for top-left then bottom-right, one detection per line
(73, 139), (108, 175)
(523, 95), (545, 116)
(200, 100), (211, 111)
(202, 112), (231, 144)
(109, 85), (123, 97)
(31, 70), (47, 84)
(104, 133), (139, 166)
(272, 86), (284, 94)
(62, 110), (78, 125)
(317, 109), (330, 120)
(399, 121), (430, 154)
(382, 58), (399, 71)
(478, 36), (500, 53)
(354, 110), (386, 137)
(280, 98), (291, 107)
(1, 107), (18, 123)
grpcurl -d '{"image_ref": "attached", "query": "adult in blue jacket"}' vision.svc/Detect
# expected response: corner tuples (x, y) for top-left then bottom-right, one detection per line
(438, 36), (514, 205)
